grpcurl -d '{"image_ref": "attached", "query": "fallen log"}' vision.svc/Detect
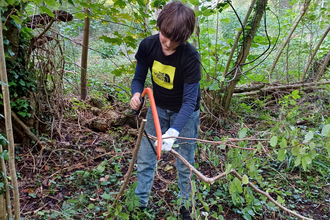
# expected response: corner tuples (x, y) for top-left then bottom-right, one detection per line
(233, 81), (330, 97)
(11, 112), (45, 150)
(234, 83), (265, 93)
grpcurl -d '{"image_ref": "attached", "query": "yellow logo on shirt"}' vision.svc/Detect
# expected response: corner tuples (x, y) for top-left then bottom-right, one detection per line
(152, 61), (175, 90)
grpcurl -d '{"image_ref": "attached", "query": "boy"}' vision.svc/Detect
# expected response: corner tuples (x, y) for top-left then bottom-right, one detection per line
(130, 1), (201, 219)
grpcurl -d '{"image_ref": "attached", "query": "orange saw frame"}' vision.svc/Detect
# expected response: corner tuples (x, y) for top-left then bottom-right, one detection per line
(141, 87), (162, 160)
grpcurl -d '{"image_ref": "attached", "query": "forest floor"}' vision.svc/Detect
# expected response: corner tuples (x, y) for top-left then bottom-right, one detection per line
(14, 95), (330, 220)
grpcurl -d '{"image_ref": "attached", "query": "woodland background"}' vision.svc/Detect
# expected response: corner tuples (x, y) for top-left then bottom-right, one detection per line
(0, 0), (329, 219)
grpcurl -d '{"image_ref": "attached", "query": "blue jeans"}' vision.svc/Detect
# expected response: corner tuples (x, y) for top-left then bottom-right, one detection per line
(135, 106), (200, 207)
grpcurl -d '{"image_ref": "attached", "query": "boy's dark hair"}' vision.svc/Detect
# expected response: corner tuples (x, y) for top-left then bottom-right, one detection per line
(157, 1), (196, 44)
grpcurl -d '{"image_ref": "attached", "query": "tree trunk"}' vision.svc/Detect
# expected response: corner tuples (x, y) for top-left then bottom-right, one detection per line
(315, 49), (330, 81)
(269, 0), (311, 74)
(0, 145), (12, 220)
(0, 192), (5, 220)
(0, 20), (20, 220)
(305, 48), (330, 82)
(81, 4), (91, 100)
(219, 0), (256, 109)
(192, 5), (199, 48)
(301, 23), (330, 81)
(223, 0), (257, 77)
(222, 0), (268, 112)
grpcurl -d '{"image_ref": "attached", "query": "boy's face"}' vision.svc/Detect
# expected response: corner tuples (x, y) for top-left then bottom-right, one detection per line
(159, 32), (180, 54)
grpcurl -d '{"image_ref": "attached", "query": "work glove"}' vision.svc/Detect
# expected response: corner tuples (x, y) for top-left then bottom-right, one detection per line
(154, 128), (180, 151)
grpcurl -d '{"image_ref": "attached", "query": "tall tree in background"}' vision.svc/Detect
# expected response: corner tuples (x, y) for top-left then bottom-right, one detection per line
(269, 0), (311, 74)
(0, 18), (21, 220)
(81, 2), (91, 100)
(221, 0), (268, 112)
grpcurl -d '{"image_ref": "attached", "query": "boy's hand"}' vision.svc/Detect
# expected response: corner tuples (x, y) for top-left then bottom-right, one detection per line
(155, 128), (180, 151)
(130, 93), (141, 110)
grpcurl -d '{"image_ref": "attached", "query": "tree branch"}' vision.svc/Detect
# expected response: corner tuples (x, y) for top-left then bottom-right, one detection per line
(170, 149), (313, 220)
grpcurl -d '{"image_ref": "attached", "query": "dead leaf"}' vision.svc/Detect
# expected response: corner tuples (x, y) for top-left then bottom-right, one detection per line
(95, 147), (106, 153)
(86, 139), (94, 144)
(42, 179), (49, 187)
(159, 185), (168, 193)
(44, 165), (50, 171)
(200, 151), (207, 162)
(21, 188), (30, 193)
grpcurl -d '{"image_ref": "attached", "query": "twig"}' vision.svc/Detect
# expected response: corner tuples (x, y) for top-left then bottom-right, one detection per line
(3, 7), (16, 27)
(11, 112), (45, 150)
(22, 203), (48, 215)
(147, 134), (263, 150)
(35, 18), (54, 39)
(109, 119), (147, 215)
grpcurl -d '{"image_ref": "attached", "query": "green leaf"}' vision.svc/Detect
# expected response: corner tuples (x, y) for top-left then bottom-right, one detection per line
(114, 0), (126, 8)
(75, 12), (86, 19)
(39, 6), (54, 18)
(220, 18), (230, 23)
(326, 141), (330, 156)
(31, 0), (43, 3)
(225, 163), (232, 175)
(194, 11), (202, 17)
(207, 28), (216, 34)
(0, 150), (9, 161)
(18, 111), (27, 117)
(202, 9), (214, 16)
(87, 203), (94, 209)
(100, 35), (123, 45)
(277, 196), (285, 205)
(67, 199), (78, 203)
(44, 0), (60, 8)
(10, 15), (22, 25)
(295, 155), (301, 166)
(118, 213), (129, 220)
(209, 81), (219, 90)
(321, 124), (330, 137)
(238, 127), (248, 139)
(278, 149), (286, 162)
(189, 0), (200, 6)
(218, 144), (226, 150)
(270, 136), (278, 147)
(83, 171), (90, 178)
(101, 193), (111, 200)
(304, 131), (314, 141)
(280, 138), (287, 148)
(254, 36), (264, 43)
(97, 164), (105, 173)
(6, 0), (15, 5)
(242, 175), (249, 184)
(289, 100), (296, 105)
(301, 157), (307, 171)
(291, 145), (299, 156)
(233, 177), (242, 193)
(304, 155), (312, 164)
(246, 208), (254, 216)
(200, 198), (209, 211)
(291, 90), (300, 99)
